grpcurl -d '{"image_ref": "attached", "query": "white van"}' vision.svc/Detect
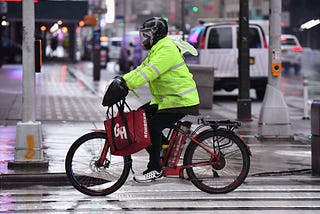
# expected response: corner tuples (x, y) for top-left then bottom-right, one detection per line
(188, 21), (268, 100)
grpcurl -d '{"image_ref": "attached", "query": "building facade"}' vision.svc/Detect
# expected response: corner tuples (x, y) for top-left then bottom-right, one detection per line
(109, 0), (221, 36)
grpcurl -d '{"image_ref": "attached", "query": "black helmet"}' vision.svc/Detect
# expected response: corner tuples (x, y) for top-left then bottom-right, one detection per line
(102, 76), (128, 107)
(139, 17), (168, 50)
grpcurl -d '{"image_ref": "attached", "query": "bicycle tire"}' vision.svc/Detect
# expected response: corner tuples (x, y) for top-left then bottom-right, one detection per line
(184, 129), (250, 194)
(65, 131), (132, 196)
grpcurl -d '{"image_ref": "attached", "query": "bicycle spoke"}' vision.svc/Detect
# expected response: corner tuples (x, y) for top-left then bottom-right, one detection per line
(184, 129), (250, 193)
(65, 132), (131, 196)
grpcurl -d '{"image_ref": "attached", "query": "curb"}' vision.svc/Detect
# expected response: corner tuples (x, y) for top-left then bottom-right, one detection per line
(0, 173), (70, 187)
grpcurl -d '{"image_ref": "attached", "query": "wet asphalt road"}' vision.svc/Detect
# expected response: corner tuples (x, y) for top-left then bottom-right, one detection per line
(1, 175), (320, 213)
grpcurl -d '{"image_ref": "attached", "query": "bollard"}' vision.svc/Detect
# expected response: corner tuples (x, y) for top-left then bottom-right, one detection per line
(187, 64), (214, 109)
(302, 77), (310, 120)
(311, 100), (320, 176)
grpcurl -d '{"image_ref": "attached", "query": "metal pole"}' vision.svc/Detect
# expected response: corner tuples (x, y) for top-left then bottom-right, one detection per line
(311, 100), (320, 176)
(9, 0), (47, 168)
(22, 1), (35, 122)
(258, 0), (291, 138)
(237, 0), (251, 121)
(92, 0), (102, 81)
(93, 28), (101, 81)
(181, 0), (185, 41)
(123, 0), (126, 39)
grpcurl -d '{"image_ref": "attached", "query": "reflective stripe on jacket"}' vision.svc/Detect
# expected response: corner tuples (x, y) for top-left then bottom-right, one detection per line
(123, 36), (200, 110)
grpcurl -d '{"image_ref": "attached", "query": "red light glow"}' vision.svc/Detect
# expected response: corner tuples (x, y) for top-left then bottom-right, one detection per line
(292, 46), (303, 52)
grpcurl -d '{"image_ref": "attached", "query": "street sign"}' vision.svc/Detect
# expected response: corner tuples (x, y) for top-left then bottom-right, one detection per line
(84, 15), (97, 26)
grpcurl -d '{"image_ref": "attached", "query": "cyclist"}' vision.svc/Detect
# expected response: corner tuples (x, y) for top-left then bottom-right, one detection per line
(122, 17), (200, 183)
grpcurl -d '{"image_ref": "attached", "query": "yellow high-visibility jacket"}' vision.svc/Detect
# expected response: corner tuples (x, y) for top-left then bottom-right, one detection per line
(123, 36), (199, 111)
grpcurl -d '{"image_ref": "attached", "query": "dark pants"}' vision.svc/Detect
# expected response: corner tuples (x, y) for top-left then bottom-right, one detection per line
(139, 103), (185, 171)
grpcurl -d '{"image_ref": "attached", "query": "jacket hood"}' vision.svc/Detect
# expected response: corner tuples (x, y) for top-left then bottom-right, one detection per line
(170, 38), (198, 56)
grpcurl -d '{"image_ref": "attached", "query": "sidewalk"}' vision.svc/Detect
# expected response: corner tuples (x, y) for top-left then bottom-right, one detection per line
(0, 61), (315, 187)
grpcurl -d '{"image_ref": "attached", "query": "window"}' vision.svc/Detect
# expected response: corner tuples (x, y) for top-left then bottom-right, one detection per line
(111, 41), (121, 47)
(281, 38), (297, 46)
(248, 27), (262, 48)
(207, 27), (232, 49)
(237, 27), (262, 48)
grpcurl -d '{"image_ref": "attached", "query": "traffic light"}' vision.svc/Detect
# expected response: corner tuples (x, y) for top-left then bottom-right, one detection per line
(192, 6), (199, 13)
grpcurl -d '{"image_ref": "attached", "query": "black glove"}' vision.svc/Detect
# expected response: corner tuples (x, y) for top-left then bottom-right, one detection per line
(102, 76), (129, 107)
(114, 76), (129, 92)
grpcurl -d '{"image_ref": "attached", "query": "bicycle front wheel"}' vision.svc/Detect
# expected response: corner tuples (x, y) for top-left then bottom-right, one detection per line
(184, 129), (250, 194)
(65, 131), (132, 196)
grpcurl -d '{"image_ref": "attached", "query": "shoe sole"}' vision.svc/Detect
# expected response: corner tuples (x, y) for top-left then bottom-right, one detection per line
(133, 175), (163, 183)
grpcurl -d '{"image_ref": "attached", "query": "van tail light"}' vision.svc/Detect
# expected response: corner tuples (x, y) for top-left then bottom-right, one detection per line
(292, 46), (302, 52)
(263, 36), (268, 48)
(199, 37), (206, 49)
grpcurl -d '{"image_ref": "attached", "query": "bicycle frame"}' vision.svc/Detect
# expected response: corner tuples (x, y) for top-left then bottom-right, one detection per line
(97, 141), (109, 167)
(162, 121), (220, 179)
(94, 117), (241, 179)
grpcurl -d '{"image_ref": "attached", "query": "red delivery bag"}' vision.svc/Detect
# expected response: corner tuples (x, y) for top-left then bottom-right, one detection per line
(104, 109), (151, 156)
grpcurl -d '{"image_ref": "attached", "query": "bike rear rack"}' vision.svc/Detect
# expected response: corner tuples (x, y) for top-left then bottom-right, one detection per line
(197, 118), (240, 131)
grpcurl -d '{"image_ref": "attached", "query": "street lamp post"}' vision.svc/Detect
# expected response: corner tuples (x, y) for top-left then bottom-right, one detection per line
(258, 0), (291, 138)
(9, 0), (48, 168)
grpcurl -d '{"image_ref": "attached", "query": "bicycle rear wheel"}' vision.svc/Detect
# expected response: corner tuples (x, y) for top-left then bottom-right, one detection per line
(184, 129), (250, 194)
(65, 131), (132, 196)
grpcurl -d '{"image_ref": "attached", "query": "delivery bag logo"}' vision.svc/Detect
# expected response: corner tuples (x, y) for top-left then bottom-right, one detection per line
(114, 123), (127, 140)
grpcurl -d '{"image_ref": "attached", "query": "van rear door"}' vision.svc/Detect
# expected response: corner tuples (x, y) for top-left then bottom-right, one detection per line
(236, 25), (268, 78)
(199, 25), (237, 78)
(200, 24), (268, 78)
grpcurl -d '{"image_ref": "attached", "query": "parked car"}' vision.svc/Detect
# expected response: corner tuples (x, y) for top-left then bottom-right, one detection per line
(108, 37), (122, 60)
(188, 21), (269, 100)
(1, 38), (22, 64)
(281, 34), (302, 74)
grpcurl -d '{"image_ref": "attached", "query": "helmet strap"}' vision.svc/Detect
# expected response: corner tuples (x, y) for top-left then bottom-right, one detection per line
(150, 37), (154, 46)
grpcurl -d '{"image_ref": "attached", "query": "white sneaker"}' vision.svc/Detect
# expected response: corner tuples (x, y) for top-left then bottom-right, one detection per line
(133, 169), (163, 183)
